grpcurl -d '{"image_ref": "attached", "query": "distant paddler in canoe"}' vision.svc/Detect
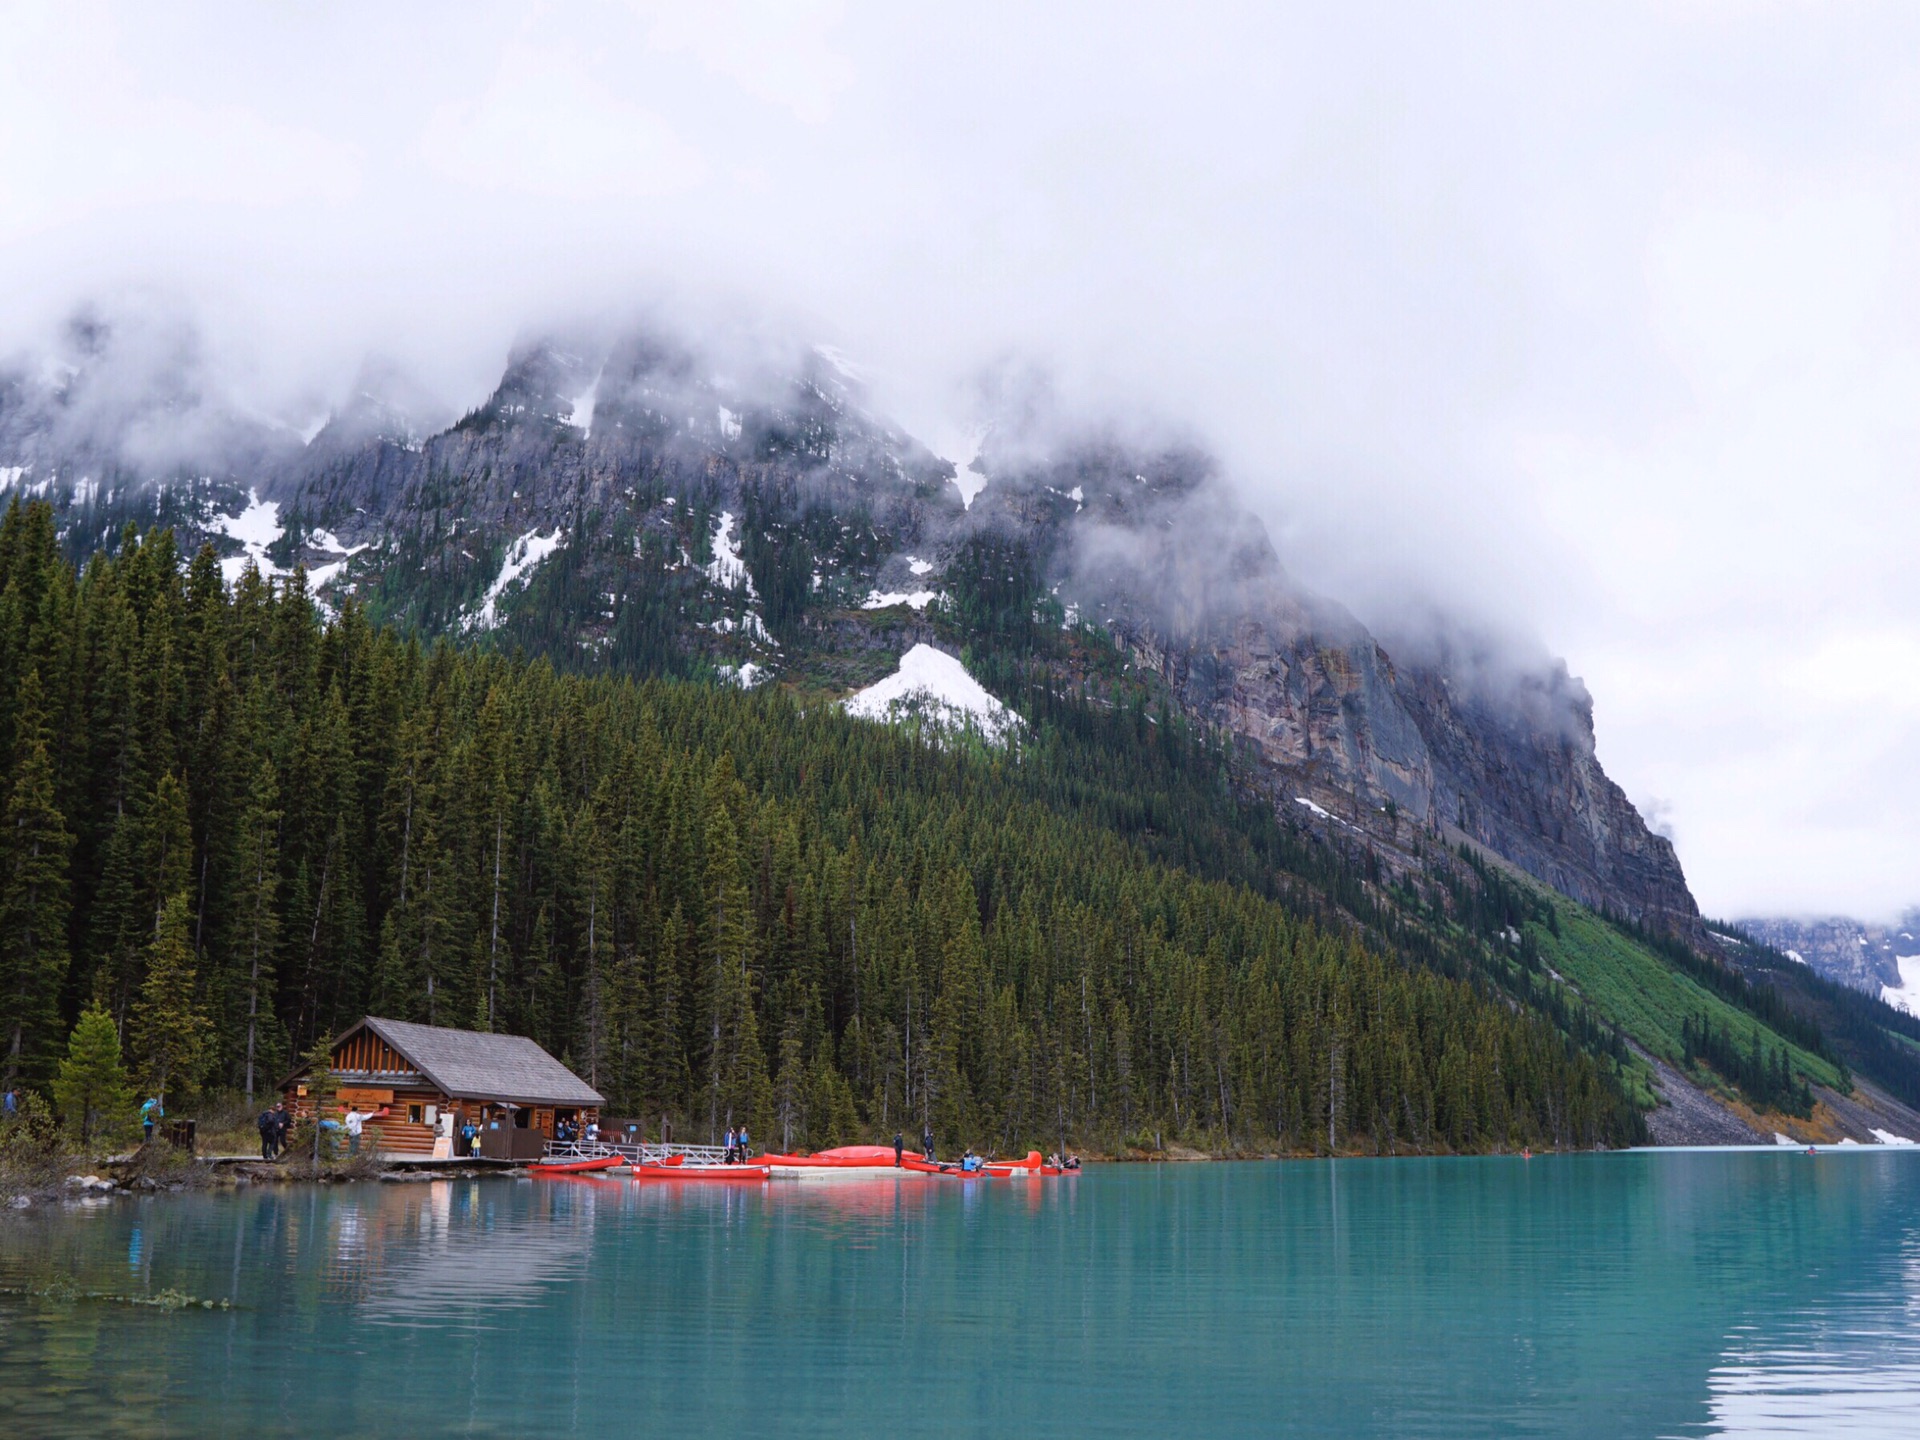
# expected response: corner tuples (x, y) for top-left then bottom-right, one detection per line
(903, 1147), (994, 1177)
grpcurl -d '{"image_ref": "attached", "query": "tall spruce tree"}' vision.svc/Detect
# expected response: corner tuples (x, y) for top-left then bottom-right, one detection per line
(703, 800), (767, 1140)
(134, 892), (210, 1106)
(232, 758), (282, 1100)
(0, 670), (71, 1087)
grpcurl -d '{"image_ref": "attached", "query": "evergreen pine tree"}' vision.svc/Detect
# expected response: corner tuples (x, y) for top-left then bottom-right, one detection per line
(52, 1005), (133, 1144)
(703, 801), (767, 1139)
(0, 670), (71, 1087)
(133, 892), (211, 1106)
(233, 758), (282, 1100)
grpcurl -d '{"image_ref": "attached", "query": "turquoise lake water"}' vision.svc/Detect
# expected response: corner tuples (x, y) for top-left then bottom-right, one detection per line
(1, 1151), (1917, 1437)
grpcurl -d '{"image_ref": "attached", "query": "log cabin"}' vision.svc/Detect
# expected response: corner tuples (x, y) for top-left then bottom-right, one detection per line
(280, 1016), (604, 1160)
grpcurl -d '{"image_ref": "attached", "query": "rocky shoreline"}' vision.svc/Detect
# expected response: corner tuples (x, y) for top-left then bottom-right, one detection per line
(4, 1156), (536, 1210)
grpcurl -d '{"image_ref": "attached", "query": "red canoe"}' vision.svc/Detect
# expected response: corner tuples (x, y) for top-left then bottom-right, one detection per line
(759, 1144), (901, 1169)
(529, 1155), (623, 1175)
(632, 1163), (769, 1181)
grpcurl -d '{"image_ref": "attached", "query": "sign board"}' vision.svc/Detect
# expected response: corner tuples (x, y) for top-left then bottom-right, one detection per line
(338, 1088), (394, 1106)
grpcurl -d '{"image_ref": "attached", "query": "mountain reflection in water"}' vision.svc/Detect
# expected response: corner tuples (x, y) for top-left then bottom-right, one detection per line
(0, 1153), (1915, 1438)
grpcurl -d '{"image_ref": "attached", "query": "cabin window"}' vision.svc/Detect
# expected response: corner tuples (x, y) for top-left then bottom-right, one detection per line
(408, 1103), (424, 1125)
(513, 1108), (530, 1129)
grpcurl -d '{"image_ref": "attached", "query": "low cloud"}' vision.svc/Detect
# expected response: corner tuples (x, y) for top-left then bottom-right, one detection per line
(2, 2), (1917, 917)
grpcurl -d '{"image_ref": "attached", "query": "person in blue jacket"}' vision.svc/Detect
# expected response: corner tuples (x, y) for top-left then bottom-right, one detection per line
(140, 1096), (163, 1144)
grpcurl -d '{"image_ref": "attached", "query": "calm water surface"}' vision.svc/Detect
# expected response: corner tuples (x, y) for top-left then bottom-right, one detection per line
(1, 1151), (1916, 1438)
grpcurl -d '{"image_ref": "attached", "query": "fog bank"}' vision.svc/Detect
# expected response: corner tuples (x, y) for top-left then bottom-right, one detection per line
(3, 2), (1917, 917)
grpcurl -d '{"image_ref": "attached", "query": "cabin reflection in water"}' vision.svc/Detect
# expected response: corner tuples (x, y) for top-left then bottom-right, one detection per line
(341, 1180), (608, 1321)
(280, 1016), (603, 1160)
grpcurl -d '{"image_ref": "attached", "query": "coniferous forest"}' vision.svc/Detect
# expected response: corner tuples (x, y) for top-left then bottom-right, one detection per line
(0, 499), (1643, 1154)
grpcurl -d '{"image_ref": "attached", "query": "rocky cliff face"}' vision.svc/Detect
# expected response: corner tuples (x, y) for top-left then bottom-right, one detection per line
(1736, 912), (1920, 1004)
(978, 439), (1700, 931)
(0, 316), (1701, 930)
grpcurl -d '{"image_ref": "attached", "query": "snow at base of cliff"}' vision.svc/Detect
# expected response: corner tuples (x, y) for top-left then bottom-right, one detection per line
(1881, 955), (1920, 1018)
(844, 644), (1019, 744)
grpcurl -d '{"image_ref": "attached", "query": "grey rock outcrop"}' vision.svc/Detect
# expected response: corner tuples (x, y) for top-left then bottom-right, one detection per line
(992, 439), (1700, 930)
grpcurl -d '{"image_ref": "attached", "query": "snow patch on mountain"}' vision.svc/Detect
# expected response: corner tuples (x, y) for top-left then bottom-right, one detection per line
(939, 432), (987, 509)
(215, 490), (285, 585)
(306, 531), (372, 593)
(844, 644), (1019, 744)
(1882, 955), (1920, 1018)
(707, 611), (775, 644)
(862, 589), (938, 611)
(703, 511), (756, 597)
(813, 344), (867, 385)
(568, 371), (602, 435)
(468, 529), (563, 631)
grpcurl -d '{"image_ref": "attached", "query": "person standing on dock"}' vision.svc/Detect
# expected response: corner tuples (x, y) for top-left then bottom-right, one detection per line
(894, 1132), (904, 1167)
(738, 1124), (750, 1161)
(257, 1107), (277, 1160)
(922, 1123), (934, 1163)
(344, 1108), (365, 1158)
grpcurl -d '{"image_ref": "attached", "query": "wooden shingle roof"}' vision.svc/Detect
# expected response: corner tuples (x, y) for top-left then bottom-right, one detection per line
(335, 1016), (603, 1107)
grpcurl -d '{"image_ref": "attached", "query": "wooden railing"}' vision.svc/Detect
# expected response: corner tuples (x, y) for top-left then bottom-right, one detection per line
(541, 1139), (737, 1166)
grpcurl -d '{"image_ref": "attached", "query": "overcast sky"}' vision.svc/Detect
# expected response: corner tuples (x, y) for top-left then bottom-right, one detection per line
(2, 1), (1916, 920)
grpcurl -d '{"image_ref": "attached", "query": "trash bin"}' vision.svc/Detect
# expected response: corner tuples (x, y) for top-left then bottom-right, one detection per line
(165, 1118), (196, 1152)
